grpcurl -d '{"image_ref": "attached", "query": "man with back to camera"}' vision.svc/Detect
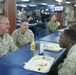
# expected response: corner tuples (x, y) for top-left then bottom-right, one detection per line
(0, 16), (18, 58)
(12, 19), (34, 48)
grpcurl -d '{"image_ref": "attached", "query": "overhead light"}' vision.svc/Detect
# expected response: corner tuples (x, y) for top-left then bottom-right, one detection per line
(21, 0), (29, 2)
(55, 0), (62, 2)
(45, 9), (49, 11)
(48, 5), (54, 6)
(65, 1), (71, 4)
(29, 5), (36, 7)
(74, 4), (76, 7)
(17, 4), (27, 7)
(41, 3), (47, 5)
(16, 4), (18, 6)
(21, 5), (27, 7)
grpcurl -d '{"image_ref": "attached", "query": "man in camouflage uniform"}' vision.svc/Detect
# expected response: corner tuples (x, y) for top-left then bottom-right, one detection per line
(12, 19), (34, 48)
(47, 14), (60, 35)
(58, 29), (76, 75)
(0, 16), (18, 58)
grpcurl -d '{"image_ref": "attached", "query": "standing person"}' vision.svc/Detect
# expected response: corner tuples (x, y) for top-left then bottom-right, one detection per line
(20, 9), (27, 20)
(66, 4), (75, 27)
(58, 29), (76, 75)
(12, 19), (34, 48)
(47, 14), (60, 35)
(0, 16), (18, 58)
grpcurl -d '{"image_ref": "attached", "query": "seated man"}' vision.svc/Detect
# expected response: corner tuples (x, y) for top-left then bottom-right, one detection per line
(12, 19), (34, 48)
(47, 14), (60, 35)
(0, 16), (18, 58)
(58, 29), (76, 75)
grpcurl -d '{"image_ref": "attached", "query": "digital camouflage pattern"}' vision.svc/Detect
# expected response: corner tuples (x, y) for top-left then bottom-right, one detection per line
(0, 33), (18, 58)
(58, 44), (76, 75)
(12, 28), (34, 48)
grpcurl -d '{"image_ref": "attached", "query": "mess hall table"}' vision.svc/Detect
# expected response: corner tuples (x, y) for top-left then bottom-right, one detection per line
(0, 30), (65, 75)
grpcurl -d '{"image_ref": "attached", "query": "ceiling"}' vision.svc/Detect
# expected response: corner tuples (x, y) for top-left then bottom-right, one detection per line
(16, 0), (58, 5)
(16, 0), (76, 6)
(0, 0), (76, 5)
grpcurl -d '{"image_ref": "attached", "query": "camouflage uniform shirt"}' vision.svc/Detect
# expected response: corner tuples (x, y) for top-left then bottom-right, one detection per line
(58, 44), (76, 75)
(12, 28), (34, 48)
(47, 21), (58, 35)
(0, 33), (18, 58)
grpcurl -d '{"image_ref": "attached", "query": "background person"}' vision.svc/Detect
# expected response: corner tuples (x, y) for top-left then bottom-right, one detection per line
(0, 16), (18, 58)
(47, 14), (60, 35)
(12, 19), (34, 48)
(69, 23), (76, 31)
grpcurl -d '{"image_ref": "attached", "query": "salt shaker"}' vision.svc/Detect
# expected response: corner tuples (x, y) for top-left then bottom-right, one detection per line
(39, 41), (44, 55)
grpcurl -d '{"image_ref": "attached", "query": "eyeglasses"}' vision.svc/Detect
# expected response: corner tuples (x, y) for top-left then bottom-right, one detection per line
(1, 23), (10, 25)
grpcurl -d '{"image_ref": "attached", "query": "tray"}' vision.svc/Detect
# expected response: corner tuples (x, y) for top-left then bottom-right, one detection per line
(23, 55), (55, 73)
(44, 43), (62, 52)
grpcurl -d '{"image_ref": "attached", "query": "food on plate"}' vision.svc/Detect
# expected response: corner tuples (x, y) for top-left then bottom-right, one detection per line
(38, 67), (44, 71)
(42, 56), (46, 60)
(36, 63), (47, 67)
(44, 43), (62, 51)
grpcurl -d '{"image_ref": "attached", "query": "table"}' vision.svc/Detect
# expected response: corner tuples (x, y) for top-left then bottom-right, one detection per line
(40, 30), (61, 42)
(0, 44), (65, 75)
(0, 31), (65, 75)
(0, 62), (46, 75)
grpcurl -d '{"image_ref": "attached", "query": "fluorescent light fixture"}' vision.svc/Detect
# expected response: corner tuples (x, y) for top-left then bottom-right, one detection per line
(18, 4), (27, 7)
(29, 5), (36, 7)
(41, 3), (47, 5)
(74, 4), (76, 7)
(21, 5), (27, 7)
(48, 5), (54, 6)
(55, 0), (62, 2)
(45, 9), (49, 11)
(16, 4), (18, 6)
(21, 0), (29, 2)
(65, 1), (71, 4)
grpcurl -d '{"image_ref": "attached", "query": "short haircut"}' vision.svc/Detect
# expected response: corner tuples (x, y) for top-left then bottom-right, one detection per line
(0, 16), (8, 23)
(70, 24), (76, 31)
(21, 19), (29, 23)
(64, 29), (76, 41)
(48, 14), (56, 21)
(49, 14), (56, 18)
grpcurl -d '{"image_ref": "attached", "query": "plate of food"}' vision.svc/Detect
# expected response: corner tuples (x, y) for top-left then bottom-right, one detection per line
(44, 43), (62, 52)
(23, 55), (55, 73)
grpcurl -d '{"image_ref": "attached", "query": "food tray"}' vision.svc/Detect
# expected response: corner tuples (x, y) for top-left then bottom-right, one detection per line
(23, 55), (55, 73)
(44, 43), (62, 52)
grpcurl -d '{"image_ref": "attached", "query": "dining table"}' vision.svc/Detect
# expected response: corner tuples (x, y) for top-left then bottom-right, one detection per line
(0, 30), (66, 75)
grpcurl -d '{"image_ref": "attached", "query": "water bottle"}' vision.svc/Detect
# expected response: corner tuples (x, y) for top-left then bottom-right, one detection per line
(39, 41), (44, 55)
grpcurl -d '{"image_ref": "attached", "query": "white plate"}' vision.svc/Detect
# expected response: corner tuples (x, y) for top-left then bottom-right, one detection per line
(44, 43), (62, 52)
